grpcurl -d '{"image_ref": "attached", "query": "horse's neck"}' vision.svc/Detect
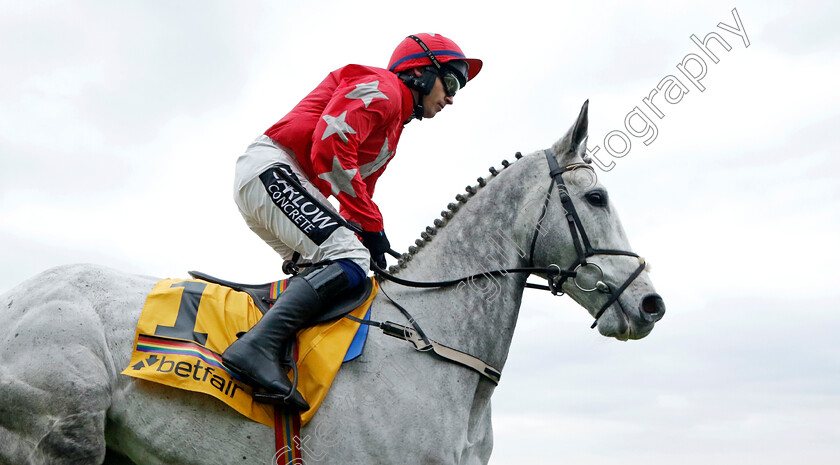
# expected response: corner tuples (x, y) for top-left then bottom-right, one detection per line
(381, 157), (543, 371)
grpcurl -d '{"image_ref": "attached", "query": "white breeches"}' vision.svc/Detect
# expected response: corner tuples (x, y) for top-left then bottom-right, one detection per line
(233, 136), (370, 271)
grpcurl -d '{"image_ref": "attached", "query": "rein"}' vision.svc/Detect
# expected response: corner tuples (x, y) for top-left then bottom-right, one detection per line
(371, 263), (573, 290)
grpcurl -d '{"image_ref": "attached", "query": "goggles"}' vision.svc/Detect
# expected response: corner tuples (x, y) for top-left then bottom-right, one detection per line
(440, 70), (462, 97)
(439, 60), (468, 97)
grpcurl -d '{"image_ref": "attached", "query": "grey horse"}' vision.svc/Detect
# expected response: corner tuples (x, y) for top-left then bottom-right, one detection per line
(0, 101), (664, 465)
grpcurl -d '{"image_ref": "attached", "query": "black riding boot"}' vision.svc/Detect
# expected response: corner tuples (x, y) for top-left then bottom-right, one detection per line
(221, 262), (351, 411)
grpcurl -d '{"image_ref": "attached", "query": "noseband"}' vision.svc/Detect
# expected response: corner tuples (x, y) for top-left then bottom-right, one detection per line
(530, 149), (647, 328)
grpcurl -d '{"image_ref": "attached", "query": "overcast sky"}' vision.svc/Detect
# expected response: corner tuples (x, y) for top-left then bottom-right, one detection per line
(1, 1), (839, 464)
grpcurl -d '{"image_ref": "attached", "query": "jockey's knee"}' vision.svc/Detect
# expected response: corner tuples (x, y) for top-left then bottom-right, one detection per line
(335, 258), (366, 289)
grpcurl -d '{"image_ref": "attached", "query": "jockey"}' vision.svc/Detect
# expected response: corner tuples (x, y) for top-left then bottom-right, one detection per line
(222, 33), (483, 410)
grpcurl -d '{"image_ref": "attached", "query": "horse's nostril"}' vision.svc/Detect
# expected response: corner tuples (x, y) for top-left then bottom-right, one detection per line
(640, 294), (665, 321)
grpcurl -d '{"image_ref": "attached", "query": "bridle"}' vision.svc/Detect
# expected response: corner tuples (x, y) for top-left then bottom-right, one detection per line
(529, 149), (647, 328)
(291, 148), (651, 384)
(371, 148), (646, 328)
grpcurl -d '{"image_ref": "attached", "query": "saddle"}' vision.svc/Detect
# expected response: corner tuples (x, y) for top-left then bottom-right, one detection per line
(188, 269), (374, 403)
(188, 269), (374, 325)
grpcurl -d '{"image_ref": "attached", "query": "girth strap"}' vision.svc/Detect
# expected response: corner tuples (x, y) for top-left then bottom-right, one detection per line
(346, 316), (502, 385)
(345, 285), (502, 385)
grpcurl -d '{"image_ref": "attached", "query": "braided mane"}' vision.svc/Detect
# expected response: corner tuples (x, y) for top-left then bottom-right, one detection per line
(388, 152), (527, 274)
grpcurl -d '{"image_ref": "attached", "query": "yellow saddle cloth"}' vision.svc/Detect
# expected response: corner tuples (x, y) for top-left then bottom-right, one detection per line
(121, 277), (378, 427)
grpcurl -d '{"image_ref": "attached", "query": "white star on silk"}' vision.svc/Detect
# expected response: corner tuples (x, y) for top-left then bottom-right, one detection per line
(318, 156), (358, 198)
(321, 111), (357, 143)
(345, 81), (389, 108)
(359, 138), (394, 179)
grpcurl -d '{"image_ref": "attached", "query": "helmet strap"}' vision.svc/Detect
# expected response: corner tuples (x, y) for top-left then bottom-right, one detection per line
(412, 99), (424, 121)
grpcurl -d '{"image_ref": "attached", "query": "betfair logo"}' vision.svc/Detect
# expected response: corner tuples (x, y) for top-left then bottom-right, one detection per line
(133, 353), (245, 399)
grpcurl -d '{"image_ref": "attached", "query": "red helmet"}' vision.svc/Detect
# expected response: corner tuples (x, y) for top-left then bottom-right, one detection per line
(388, 33), (483, 84)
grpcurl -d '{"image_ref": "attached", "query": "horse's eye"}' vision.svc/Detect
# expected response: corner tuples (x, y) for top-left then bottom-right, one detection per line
(586, 190), (608, 207)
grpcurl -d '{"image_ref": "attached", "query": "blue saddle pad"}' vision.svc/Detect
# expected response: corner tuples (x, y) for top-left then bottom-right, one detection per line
(343, 307), (371, 362)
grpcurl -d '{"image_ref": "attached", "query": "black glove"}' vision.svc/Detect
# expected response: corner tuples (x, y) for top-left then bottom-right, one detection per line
(359, 229), (390, 270)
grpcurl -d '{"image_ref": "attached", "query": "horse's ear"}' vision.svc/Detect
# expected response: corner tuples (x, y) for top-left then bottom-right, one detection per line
(552, 99), (589, 159)
(571, 99), (589, 152)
